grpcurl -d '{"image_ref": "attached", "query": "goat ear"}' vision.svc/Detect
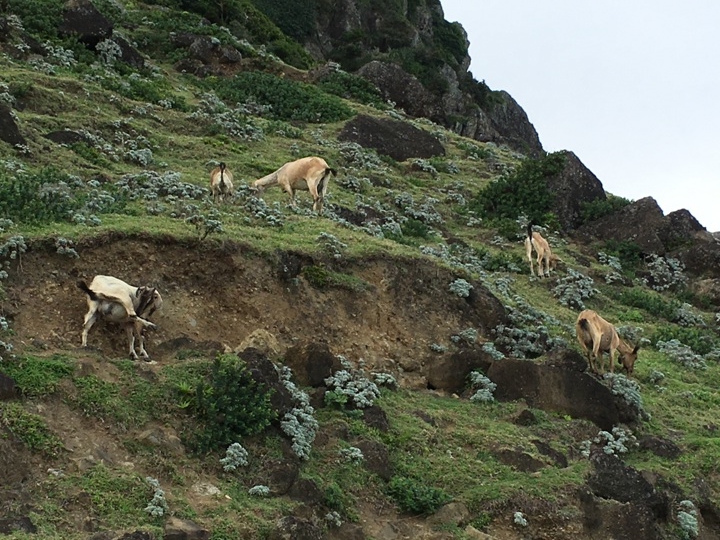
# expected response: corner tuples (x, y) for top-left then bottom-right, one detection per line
(632, 345), (640, 354)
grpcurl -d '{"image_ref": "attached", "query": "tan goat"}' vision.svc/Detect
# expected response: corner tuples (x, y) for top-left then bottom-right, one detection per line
(525, 223), (561, 277)
(210, 162), (234, 203)
(253, 156), (335, 213)
(78, 275), (163, 360)
(575, 309), (640, 376)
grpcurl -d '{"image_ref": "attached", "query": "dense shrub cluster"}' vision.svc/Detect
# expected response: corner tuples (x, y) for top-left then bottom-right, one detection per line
(470, 152), (566, 226)
(212, 71), (355, 123)
(386, 476), (451, 515)
(580, 193), (631, 224)
(192, 355), (277, 452)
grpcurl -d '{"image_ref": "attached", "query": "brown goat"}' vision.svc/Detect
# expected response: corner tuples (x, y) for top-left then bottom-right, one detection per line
(525, 223), (561, 277)
(253, 156), (335, 213)
(575, 309), (640, 376)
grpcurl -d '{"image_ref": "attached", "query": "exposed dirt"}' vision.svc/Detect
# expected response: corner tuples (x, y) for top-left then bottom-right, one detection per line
(3, 233), (504, 386)
(0, 233), (511, 538)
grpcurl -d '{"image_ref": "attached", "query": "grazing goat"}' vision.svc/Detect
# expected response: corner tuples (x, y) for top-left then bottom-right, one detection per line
(575, 309), (640, 376)
(210, 162), (234, 203)
(525, 223), (561, 277)
(78, 275), (163, 360)
(253, 156), (335, 213)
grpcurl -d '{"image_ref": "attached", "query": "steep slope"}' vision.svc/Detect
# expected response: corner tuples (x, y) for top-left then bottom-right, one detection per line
(1, 2), (720, 540)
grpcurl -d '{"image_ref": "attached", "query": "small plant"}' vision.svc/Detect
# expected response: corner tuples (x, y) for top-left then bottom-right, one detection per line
(338, 446), (364, 464)
(324, 369), (380, 409)
(449, 278), (472, 298)
(644, 254), (687, 291)
(279, 366), (318, 460)
(144, 477), (169, 517)
(678, 500), (699, 540)
(55, 237), (79, 258)
(580, 427), (638, 458)
(317, 232), (347, 259)
(451, 328), (478, 345)
(552, 268), (598, 310)
(386, 476), (451, 515)
(220, 442), (249, 472)
(372, 372), (398, 389)
(248, 485), (271, 497)
(513, 511), (528, 527)
(468, 370), (497, 403)
(0, 402), (64, 457)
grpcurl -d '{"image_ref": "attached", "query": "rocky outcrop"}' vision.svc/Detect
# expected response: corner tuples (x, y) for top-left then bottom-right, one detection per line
(486, 357), (642, 430)
(357, 61), (442, 121)
(546, 150), (607, 230)
(59, 0), (145, 68)
(338, 114), (445, 161)
(0, 105), (25, 148)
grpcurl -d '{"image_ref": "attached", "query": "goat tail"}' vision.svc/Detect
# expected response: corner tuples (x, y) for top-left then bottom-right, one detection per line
(317, 167), (334, 196)
(527, 222), (533, 241)
(578, 318), (590, 332)
(77, 280), (99, 301)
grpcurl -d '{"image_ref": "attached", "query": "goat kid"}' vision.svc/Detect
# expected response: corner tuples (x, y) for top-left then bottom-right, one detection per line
(253, 156), (335, 213)
(575, 309), (640, 376)
(210, 162), (234, 203)
(78, 275), (163, 360)
(525, 223), (561, 277)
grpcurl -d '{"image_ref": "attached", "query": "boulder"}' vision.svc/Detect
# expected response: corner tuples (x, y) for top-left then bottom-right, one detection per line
(576, 196), (667, 254)
(59, 0), (113, 47)
(338, 114), (445, 162)
(545, 150), (607, 230)
(486, 358), (641, 430)
(356, 61), (442, 121)
(283, 341), (342, 387)
(0, 104), (26, 147)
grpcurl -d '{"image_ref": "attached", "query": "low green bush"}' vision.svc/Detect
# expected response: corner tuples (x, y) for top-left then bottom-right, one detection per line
(192, 354), (276, 452)
(470, 152), (566, 227)
(212, 71), (354, 123)
(386, 476), (451, 515)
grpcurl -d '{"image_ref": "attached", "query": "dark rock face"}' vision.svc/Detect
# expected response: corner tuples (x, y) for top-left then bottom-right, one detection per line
(268, 516), (324, 540)
(44, 130), (88, 145)
(425, 348), (493, 393)
(357, 61), (442, 121)
(545, 151), (607, 231)
(59, 0), (113, 47)
(494, 448), (547, 472)
(283, 342), (342, 388)
(355, 438), (393, 481)
(362, 405), (390, 432)
(577, 487), (661, 540)
(0, 104), (26, 147)
(588, 453), (667, 516)
(483, 91), (544, 157)
(577, 196), (668, 254)
(163, 516), (210, 540)
(239, 348), (296, 415)
(486, 358), (640, 430)
(638, 435), (682, 459)
(171, 32), (242, 77)
(338, 114), (445, 161)
(0, 372), (18, 400)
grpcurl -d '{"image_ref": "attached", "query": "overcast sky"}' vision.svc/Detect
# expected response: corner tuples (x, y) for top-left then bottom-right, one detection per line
(440, 1), (720, 231)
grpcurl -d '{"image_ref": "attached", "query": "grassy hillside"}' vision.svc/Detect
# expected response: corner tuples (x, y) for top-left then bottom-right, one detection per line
(1, 2), (719, 539)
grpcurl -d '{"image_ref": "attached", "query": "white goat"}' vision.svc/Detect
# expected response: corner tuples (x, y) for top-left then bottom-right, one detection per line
(253, 156), (335, 213)
(78, 275), (163, 360)
(525, 223), (561, 277)
(210, 162), (234, 203)
(575, 309), (640, 376)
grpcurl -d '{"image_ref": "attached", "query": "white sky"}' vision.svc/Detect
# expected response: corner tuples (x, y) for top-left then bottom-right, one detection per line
(440, 1), (720, 231)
